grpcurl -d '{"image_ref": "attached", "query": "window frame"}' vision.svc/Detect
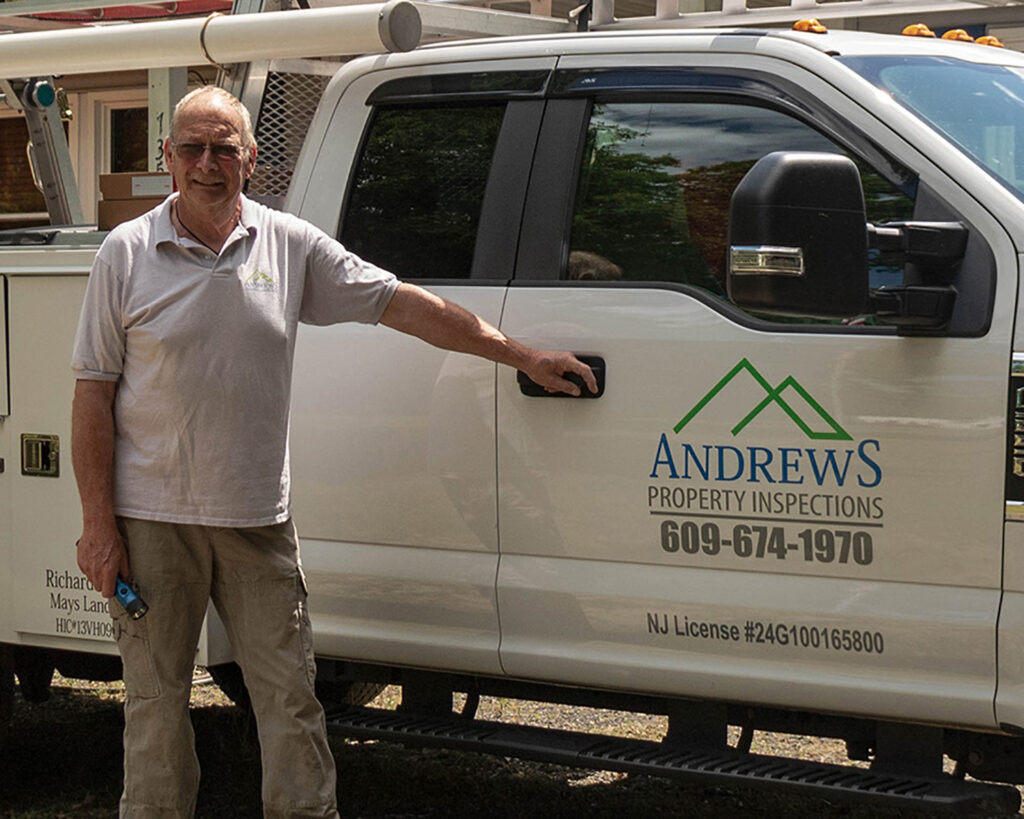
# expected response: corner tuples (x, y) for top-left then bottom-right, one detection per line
(94, 94), (149, 177)
(65, 89), (147, 223)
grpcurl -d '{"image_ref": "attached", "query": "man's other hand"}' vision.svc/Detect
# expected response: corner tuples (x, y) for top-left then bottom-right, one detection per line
(77, 523), (130, 598)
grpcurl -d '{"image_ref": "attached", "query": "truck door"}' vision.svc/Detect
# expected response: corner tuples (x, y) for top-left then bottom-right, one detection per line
(495, 54), (1016, 728)
(288, 61), (554, 674)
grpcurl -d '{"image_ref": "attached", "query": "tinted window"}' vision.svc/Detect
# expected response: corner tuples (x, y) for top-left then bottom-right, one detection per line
(841, 56), (1024, 205)
(567, 102), (914, 295)
(341, 104), (505, 279)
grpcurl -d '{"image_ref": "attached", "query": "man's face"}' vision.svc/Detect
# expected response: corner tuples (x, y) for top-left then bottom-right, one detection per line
(165, 98), (256, 212)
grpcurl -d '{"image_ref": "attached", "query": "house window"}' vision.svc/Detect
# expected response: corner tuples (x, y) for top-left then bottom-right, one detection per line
(109, 107), (148, 174)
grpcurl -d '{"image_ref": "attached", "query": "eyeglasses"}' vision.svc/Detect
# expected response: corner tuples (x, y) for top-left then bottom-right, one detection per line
(173, 142), (245, 161)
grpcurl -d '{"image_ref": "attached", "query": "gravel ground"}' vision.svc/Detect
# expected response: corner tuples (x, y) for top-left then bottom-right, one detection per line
(0, 673), (1021, 818)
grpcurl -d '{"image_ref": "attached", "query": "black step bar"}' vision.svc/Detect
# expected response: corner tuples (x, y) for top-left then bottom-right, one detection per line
(325, 705), (1021, 815)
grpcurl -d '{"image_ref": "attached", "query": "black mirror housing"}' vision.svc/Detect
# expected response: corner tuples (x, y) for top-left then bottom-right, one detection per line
(727, 152), (869, 319)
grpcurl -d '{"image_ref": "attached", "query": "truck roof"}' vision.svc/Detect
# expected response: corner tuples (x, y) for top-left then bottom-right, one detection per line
(415, 25), (1024, 68)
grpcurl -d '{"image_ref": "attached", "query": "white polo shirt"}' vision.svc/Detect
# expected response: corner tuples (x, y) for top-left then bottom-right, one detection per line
(71, 194), (399, 527)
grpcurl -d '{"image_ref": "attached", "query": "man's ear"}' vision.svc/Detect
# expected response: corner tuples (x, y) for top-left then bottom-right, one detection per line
(245, 145), (257, 179)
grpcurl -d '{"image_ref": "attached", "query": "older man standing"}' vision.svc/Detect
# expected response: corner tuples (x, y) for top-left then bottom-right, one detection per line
(71, 85), (594, 818)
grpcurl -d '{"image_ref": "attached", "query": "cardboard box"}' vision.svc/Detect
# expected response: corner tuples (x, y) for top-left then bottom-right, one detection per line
(99, 172), (173, 200)
(97, 172), (173, 229)
(97, 197), (165, 230)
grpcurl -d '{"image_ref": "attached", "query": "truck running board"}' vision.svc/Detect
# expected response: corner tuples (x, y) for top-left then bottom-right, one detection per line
(325, 705), (1021, 815)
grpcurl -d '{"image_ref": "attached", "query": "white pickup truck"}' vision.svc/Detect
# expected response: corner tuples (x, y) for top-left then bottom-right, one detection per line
(4, 13), (1024, 813)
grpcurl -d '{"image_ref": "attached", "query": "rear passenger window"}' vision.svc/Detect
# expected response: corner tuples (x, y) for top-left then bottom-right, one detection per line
(341, 104), (505, 279)
(567, 102), (914, 297)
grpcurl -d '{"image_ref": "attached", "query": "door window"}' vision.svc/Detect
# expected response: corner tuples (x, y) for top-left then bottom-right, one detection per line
(567, 101), (914, 300)
(341, 104), (506, 279)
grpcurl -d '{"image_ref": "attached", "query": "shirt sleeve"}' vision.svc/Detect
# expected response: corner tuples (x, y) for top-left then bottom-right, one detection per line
(70, 249), (126, 381)
(298, 224), (399, 326)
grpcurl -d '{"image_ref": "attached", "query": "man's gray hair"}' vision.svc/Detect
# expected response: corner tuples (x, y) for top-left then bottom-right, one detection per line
(170, 86), (256, 150)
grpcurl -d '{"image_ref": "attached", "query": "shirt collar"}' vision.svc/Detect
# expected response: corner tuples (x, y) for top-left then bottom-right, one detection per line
(155, 192), (258, 252)
(153, 195), (179, 248)
(238, 194), (259, 236)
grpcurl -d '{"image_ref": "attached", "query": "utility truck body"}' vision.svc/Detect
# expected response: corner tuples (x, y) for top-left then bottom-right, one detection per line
(5, 12), (1024, 811)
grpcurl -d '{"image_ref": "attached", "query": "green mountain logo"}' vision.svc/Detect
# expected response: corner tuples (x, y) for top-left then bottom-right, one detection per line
(673, 358), (851, 441)
(244, 269), (277, 292)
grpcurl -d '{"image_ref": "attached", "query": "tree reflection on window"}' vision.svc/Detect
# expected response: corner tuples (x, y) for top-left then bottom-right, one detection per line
(342, 104), (505, 280)
(568, 102), (914, 303)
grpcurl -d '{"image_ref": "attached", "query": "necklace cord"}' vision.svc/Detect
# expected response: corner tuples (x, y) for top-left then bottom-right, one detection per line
(174, 201), (233, 253)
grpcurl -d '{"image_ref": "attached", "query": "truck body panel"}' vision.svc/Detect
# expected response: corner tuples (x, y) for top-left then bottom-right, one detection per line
(291, 287), (505, 675)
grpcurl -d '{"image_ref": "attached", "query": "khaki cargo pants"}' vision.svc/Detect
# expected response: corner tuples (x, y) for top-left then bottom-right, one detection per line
(112, 517), (338, 819)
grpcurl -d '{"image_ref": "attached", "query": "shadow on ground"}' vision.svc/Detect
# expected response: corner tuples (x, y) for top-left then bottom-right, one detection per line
(0, 682), (965, 818)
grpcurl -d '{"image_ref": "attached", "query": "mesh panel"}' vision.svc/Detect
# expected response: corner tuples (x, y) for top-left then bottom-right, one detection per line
(248, 70), (331, 209)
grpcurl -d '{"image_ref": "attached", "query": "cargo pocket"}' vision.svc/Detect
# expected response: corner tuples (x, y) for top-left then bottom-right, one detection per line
(295, 574), (317, 690)
(110, 601), (161, 699)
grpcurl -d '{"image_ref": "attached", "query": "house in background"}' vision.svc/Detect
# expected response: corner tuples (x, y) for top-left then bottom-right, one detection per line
(0, 0), (225, 227)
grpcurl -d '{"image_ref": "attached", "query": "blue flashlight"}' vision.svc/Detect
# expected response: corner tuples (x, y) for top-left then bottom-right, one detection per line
(115, 576), (148, 620)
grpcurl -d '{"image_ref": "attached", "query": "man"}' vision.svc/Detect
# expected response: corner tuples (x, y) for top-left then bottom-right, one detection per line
(71, 85), (595, 819)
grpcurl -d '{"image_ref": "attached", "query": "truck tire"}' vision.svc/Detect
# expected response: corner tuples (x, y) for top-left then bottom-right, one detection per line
(12, 647), (54, 704)
(208, 661), (384, 710)
(53, 651), (122, 682)
(0, 645), (14, 748)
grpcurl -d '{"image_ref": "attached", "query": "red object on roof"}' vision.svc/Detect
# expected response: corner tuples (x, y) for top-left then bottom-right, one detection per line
(32, 0), (231, 22)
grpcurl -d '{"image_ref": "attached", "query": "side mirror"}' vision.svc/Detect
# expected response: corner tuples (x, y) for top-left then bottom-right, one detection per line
(727, 152), (868, 319)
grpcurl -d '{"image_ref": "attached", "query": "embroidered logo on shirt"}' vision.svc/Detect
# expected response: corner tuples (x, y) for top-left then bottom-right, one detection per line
(244, 269), (277, 292)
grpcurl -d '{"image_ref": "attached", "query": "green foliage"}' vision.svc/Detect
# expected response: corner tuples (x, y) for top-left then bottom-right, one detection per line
(677, 159), (756, 286)
(342, 105), (504, 279)
(341, 100), (915, 296)
(570, 116), (722, 295)
(570, 107), (915, 301)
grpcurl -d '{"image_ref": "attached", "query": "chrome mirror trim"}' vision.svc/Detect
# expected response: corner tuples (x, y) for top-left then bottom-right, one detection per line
(730, 245), (805, 277)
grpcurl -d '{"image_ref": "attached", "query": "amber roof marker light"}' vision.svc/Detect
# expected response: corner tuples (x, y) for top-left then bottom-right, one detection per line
(793, 18), (827, 33)
(941, 28), (974, 42)
(902, 23), (936, 37)
(976, 35), (1006, 47)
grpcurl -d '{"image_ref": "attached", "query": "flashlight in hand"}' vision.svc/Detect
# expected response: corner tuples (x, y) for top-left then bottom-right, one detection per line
(115, 576), (148, 620)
